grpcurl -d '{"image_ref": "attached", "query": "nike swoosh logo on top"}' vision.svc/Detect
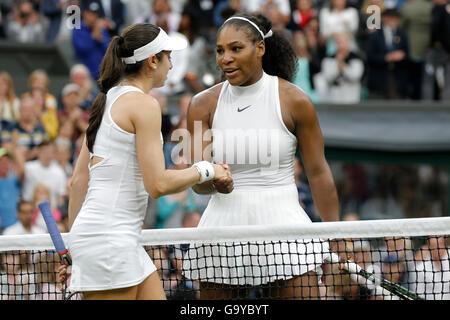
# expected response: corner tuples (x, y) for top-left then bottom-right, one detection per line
(237, 105), (252, 112)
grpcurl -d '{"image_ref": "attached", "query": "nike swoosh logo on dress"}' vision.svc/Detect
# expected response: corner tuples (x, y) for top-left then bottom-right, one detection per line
(237, 105), (252, 112)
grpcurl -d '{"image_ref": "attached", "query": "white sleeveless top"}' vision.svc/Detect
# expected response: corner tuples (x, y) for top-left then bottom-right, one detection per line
(211, 71), (297, 191)
(69, 85), (157, 291)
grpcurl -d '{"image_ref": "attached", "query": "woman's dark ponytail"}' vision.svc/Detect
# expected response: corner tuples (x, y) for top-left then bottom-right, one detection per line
(257, 15), (297, 82)
(86, 36), (125, 152)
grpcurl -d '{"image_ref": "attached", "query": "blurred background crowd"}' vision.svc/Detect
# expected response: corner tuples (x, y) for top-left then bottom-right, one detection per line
(0, 0), (449, 300)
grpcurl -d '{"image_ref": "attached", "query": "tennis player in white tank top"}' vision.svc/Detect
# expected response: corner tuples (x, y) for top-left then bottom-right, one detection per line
(183, 14), (342, 299)
(61, 24), (231, 300)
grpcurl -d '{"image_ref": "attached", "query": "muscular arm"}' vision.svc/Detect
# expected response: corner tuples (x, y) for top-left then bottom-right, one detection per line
(68, 136), (90, 230)
(186, 84), (233, 195)
(282, 82), (340, 222)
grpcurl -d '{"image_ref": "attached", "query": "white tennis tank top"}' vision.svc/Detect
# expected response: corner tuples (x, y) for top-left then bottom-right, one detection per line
(71, 85), (157, 237)
(212, 72), (297, 190)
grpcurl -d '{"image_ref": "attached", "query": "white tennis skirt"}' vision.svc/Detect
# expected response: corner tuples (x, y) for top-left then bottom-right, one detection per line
(182, 184), (327, 286)
(68, 232), (157, 292)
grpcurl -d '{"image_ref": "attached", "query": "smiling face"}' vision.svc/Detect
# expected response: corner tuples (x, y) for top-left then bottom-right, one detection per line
(216, 25), (265, 87)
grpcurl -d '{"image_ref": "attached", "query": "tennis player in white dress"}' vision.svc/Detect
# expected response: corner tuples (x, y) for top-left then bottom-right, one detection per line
(64, 23), (231, 300)
(183, 14), (341, 299)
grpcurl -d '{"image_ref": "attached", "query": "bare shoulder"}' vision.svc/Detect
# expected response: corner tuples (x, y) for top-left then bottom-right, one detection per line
(123, 91), (160, 116)
(188, 82), (224, 121)
(279, 78), (316, 122)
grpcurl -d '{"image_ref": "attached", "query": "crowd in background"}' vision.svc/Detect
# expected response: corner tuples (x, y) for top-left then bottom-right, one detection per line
(0, 0), (449, 300)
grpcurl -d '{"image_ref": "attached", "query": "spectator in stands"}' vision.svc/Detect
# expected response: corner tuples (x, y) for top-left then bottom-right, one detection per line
(154, 16), (191, 98)
(303, 17), (327, 92)
(423, 0), (450, 100)
(26, 88), (59, 140)
(0, 250), (35, 300)
(69, 64), (99, 111)
(183, 0), (220, 37)
(167, 210), (202, 300)
(243, 0), (291, 29)
(22, 140), (67, 209)
(0, 71), (20, 122)
(291, 31), (318, 103)
(123, 0), (151, 27)
(319, 0), (359, 55)
(35, 253), (63, 300)
(0, 147), (24, 230)
(72, 1), (110, 80)
(12, 95), (49, 161)
(366, 9), (410, 99)
(142, 0), (181, 33)
(57, 83), (89, 141)
(288, 0), (317, 31)
(6, 0), (47, 43)
(31, 182), (62, 232)
(2, 200), (46, 235)
(41, 0), (65, 42)
(409, 236), (450, 299)
(180, 7), (221, 94)
(400, 0), (433, 100)
(358, 0), (386, 49)
(81, 0), (125, 37)
(54, 136), (73, 178)
(315, 32), (364, 103)
(27, 69), (58, 113)
(213, 0), (244, 28)
(156, 156), (197, 229)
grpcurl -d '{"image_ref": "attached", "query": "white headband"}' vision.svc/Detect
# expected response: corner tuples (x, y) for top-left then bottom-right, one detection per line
(122, 27), (187, 64)
(224, 17), (273, 40)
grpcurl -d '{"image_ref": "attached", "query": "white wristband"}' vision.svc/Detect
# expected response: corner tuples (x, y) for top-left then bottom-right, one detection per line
(193, 161), (215, 183)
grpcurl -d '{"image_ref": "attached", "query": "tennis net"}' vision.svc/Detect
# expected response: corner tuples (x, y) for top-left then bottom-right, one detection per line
(0, 217), (449, 300)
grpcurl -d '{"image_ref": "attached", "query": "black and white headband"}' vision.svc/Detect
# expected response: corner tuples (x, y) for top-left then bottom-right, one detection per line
(224, 17), (273, 40)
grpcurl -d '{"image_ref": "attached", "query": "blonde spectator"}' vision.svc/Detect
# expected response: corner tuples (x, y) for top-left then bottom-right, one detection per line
(24, 89), (59, 140)
(27, 69), (58, 112)
(0, 71), (20, 122)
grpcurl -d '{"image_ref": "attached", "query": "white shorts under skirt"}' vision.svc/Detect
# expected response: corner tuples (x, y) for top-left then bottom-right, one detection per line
(182, 184), (327, 286)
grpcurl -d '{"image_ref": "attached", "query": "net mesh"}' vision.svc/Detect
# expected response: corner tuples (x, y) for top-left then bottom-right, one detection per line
(0, 217), (449, 300)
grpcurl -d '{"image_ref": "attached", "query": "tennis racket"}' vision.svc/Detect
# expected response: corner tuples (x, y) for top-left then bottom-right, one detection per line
(326, 252), (423, 300)
(38, 201), (74, 300)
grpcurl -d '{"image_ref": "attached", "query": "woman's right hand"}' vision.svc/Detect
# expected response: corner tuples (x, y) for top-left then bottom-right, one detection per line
(212, 163), (234, 194)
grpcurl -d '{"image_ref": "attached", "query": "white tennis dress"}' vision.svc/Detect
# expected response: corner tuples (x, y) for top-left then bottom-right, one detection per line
(68, 85), (158, 292)
(183, 72), (326, 285)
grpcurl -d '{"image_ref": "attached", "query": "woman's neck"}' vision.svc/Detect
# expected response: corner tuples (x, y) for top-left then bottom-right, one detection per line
(121, 75), (153, 93)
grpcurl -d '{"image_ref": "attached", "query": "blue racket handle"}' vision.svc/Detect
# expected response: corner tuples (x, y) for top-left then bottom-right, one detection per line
(38, 201), (69, 259)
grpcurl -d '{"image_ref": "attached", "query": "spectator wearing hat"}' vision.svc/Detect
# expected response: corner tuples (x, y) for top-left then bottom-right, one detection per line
(81, 0), (125, 37)
(366, 9), (410, 99)
(57, 83), (89, 142)
(72, 1), (110, 80)
(0, 146), (25, 230)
